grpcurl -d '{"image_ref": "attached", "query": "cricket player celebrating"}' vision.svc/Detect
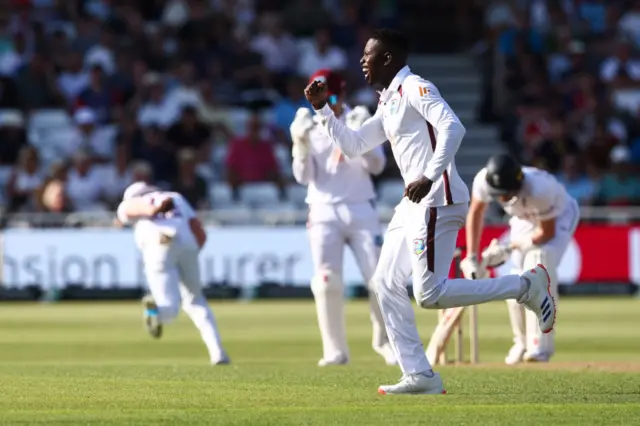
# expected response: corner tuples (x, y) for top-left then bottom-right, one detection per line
(116, 182), (230, 365)
(304, 28), (556, 395)
(464, 154), (580, 364)
(290, 69), (395, 367)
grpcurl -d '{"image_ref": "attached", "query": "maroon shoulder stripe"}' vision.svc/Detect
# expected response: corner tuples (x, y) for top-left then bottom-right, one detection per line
(426, 122), (454, 205)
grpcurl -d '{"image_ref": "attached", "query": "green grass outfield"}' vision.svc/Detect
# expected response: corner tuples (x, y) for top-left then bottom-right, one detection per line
(0, 299), (639, 425)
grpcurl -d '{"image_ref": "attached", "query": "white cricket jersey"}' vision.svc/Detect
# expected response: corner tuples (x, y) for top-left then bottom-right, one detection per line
(472, 166), (574, 225)
(314, 65), (469, 208)
(292, 108), (386, 204)
(116, 191), (199, 250)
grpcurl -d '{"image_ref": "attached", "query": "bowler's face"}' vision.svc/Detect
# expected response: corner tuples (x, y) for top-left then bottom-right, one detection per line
(360, 39), (385, 86)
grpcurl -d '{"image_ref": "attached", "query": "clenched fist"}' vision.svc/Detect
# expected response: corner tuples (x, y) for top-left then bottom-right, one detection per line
(304, 80), (329, 110)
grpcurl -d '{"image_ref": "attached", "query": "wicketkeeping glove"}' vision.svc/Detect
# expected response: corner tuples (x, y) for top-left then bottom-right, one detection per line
(460, 256), (488, 280)
(481, 239), (512, 267)
(290, 108), (314, 160)
(346, 106), (371, 129)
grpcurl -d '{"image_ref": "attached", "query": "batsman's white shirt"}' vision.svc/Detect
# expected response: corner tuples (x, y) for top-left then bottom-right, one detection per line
(116, 191), (199, 252)
(314, 65), (469, 207)
(471, 166), (580, 249)
(293, 112), (385, 204)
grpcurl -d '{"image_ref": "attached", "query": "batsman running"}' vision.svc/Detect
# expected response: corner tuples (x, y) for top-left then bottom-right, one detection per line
(116, 182), (230, 365)
(305, 28), (556, 395)
(290, 69), (395, 367)
(463, 154), (580, 364)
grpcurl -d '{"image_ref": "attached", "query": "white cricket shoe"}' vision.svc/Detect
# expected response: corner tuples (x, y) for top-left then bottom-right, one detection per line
(374, 343), (398, 366)
(378, 372), (446, 395)
(504, 343), (526, 365)
(520, 264), (556, 334)
(142, 295), (162, 339)
(212, 354), (231, 365)
(318, 354), (349, 366)
(523, 351), (551, 363)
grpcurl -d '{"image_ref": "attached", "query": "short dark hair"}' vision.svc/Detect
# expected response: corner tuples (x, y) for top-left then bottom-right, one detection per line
(370, 28), (409, 60)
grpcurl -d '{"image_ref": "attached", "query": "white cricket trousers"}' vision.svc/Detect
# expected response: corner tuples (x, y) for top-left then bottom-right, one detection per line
(142, 240), (226, 363)
(505, 198), (580, 356)
(307, 201), (388, 360)
(372, 200), (525, 374)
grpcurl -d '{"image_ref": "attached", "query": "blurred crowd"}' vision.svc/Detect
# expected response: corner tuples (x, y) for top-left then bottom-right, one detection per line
(0, 0), (398, 226)
(483, 0), (640, 207)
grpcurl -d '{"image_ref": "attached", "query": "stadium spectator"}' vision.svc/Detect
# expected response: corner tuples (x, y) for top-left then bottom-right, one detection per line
(6, 145), (43, 213)
(595, 146), (640, 206)
(65, 150), (107, 212)
(283, 0), (333, 37)
(41, 179), (74, 215)
(165, 104), (211, 155)
(618, 0), (640, 48)
(136, 72), (175, 129)
(0, 31), (30, 78)
(172, 148), (209, 210)
(0, 110), (27, 166)
(133, 126), (176, 185)
(14, 51), (65, 109)
(250, 13), (298, 79)
(297, 27), (347, 78)
(99, 143), (134, 208)
(599, 40), (640, 88)
(225, 112), (284, 197)
(272, 75), (309, 137)
(76, 64), (121, 124)
(66, 107), (115, 162)
(556, 154), (598, 206)
(57, 51), (90, 105)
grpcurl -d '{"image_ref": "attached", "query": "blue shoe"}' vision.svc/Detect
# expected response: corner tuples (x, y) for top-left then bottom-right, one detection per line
(142, 295), (162, 339)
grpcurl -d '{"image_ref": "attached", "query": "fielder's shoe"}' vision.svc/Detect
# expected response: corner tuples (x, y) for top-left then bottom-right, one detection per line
(519, 264), (556, 334)
(523, 351), (551, 363)
(374, 343), (398, 366)
(212, 354), (231, 365)
(378, 371), (446, 395)
(318, 354), (349, 367)
(504, 343), (526, 365)
(142, 295), (162, 339)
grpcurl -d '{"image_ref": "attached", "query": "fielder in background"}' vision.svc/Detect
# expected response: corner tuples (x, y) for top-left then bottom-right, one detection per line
(305, 28), (556, 395)
(464, 154), (580, 364)
(290, 69), (396, 367)
(116, 182), (230, 365)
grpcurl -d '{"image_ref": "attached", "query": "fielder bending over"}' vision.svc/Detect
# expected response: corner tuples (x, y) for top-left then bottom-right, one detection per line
(464, 154), (580, 364)
(304, 28), (556, 395)
(116, 182), (230, 365)
(290, 69), (396, 366)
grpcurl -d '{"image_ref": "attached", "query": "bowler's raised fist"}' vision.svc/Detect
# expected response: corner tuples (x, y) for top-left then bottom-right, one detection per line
(304, 80), (328, 110)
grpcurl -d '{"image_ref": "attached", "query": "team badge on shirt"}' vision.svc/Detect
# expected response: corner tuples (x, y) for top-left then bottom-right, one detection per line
(418, 86), (430, 97)
(413, 238), (426, 255)
(388, 98), (400, 115)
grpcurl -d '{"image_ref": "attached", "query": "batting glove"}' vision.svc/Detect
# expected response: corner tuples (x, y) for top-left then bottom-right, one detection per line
(481, 239), (512, 267)
(460, 255), (488, 279)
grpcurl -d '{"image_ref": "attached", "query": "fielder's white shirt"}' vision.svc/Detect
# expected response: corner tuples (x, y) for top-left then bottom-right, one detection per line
(293, 107), (386, 205)
(117, 191), (199, 251)
(472, 166), (573, 225)
(314, 65), (469, 208)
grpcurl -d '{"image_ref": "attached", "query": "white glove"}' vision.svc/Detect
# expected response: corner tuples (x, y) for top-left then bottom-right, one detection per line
(346, 106), (371, 129)
(290, 108), (314, 159)
(460, 256), (488, 280)
(481, 239), (512, 267)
